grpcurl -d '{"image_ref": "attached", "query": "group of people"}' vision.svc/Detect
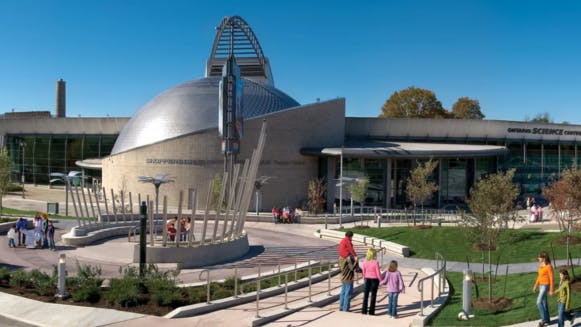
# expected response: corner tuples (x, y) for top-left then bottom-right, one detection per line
(337, 231), (405, 318)
(165, 216), (192, 242)
(534, 251), (575, 327)
(6, 213), (56, 251)
(527, 196), (544, 223)
(271, 206), (302, 224)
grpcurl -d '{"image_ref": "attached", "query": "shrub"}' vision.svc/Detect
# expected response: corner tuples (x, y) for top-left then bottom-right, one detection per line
(71, 280), (101, 303)
(75, 261), (102, 280)
(105, 276), (141, 307)
(0, 267), (11, 283)
(187, 287), (206, 303)
(30, 269), (55, 296)
(9, 270), (30, 288)
(151, 288), (183, 307)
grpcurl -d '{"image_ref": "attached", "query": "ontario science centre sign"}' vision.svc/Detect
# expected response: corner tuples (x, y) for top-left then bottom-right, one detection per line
(507, 127), (581, 136)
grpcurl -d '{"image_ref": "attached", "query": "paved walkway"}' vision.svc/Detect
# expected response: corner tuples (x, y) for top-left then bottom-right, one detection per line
(0, 185), (567, 326)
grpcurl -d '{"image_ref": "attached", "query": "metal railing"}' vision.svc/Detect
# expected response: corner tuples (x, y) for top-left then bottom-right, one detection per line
(417, 252), (447, 316)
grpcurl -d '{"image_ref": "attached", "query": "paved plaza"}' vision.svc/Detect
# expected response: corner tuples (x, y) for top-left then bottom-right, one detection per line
(0, 185), (568, 326)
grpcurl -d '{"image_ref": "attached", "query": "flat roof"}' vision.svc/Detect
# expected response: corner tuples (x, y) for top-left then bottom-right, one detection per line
(303, 141), (508, 158)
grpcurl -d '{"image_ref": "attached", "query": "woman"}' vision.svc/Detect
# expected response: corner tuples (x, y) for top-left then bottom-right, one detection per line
(533, 251), (554, 327)
(361, 248), (382, 315)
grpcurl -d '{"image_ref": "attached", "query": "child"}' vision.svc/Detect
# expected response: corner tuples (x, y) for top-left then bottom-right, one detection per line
(47, 220), (56, 251)
(556, 269), (575, 327)
(7, 224), (16, 248)
(380, 260), (405, 318)
(361, 248), (382, 315)
(167, 223), (176, 242)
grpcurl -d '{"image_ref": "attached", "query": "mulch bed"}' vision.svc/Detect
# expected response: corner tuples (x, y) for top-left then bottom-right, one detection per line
(556, 235), (581, 245)
(473, 297), (513, 311)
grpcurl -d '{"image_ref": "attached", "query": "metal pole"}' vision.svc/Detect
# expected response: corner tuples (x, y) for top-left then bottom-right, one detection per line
(278, 264), (281, 287)
(308, 260), (312, 302)
(256, 264), (261, 318)
(284, 272), (289, 309)
(327, 263), (332, 296)
(139, 201), (147, 279)
(339, 150), (343, 227)
(234, 268), (238, 298)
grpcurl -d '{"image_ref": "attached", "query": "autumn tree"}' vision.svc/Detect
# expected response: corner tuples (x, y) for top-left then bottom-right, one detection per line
(543, 167), (581, 266)
(348, 177), (369, 222)
(406, 159), (439, 225)
(380, 86), (449, 118)
(465, 169), (519, 302)
(0, 149), (14, 212)
(451, 97), (485, 119)
(527, 112), (553, 123)
(307, 178), (326, 215)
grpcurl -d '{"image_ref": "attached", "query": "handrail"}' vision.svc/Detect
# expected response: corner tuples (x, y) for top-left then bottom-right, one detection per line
(417, 252), (446, 316)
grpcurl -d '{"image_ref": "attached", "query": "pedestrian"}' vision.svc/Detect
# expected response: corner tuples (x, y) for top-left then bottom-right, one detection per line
(47, 220), (56, 251)
(15, 217), (27, 246)
(556, 269), (575, 327)
(361, 248), (382, 315)
(339, 253), (356, 312)
(533, 251), (554, 327)
(41, 213), (49, 248)
(7, 224), (16, 248)
(380, 260), (405, 319)
(338, 231), (361, 272)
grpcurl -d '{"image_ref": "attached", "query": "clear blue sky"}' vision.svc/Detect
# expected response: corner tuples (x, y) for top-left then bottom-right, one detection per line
(1, 0), (581, 123)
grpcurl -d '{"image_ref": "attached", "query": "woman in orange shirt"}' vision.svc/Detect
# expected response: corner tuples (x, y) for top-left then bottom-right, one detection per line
(533, 251), (554, 326)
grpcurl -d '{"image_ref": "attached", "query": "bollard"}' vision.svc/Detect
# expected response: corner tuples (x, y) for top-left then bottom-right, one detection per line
(463, 269), (472, 316)
(324, 214), (328, 230)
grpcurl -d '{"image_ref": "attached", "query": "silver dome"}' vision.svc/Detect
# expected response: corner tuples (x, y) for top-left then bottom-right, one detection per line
(111, 77), (299, 155)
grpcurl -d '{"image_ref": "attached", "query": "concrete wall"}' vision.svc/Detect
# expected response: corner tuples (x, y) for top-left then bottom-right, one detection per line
(0, 117), (129, 135)
(136, 234), (249, 268)
(346, 118), (581, 142)
(102, 99), (345, 210)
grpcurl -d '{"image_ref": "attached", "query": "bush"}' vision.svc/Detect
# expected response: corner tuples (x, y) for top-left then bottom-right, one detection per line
(0, 267), (11, 283)
(9, 270), (30, 288)
(151, 288), (184, 307)
(30, 269), (55, 296)
(105, 276), (141, 307)
(187, 287), (206, 303)
(5, 183), (23, 192)
(71, 280), (101, 303)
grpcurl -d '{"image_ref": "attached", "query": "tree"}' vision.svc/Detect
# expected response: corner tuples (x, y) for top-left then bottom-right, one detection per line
(348, 177), (369, 223)
(406, 159), (439, 226)
(307, 178), (326, 215)
(528, 112), (553, 123)
(543, 167), (581, 267)
(465, 169), (519, 303)
(0, 148), (14, 212)
(451, 97), (485, 119)
(380, 86), (449, 118)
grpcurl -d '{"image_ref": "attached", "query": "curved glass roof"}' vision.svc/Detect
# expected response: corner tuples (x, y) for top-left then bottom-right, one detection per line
(111, 77), (299, 155)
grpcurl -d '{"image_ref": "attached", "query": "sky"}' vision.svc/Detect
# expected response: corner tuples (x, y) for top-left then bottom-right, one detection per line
(1, 0), (581, 123)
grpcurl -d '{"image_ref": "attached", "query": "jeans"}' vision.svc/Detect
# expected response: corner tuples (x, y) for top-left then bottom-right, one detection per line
(8, 239), (15, 247)
(537, 284), (550, 323)
(362, 278), (379, 315)
(339, 281), (353, 311)
(558, 301), (573, 327)
(48, 236), (55, 250)
(388, 292), (400, 317)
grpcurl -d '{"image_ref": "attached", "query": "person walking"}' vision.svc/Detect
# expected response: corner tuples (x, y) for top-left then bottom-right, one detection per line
(361, 248), (382, 315)
(556, 269), (575, 327)
(380, 260), (405, 318)
(533, 251), (554, 327)
(7, 224), (16, 248)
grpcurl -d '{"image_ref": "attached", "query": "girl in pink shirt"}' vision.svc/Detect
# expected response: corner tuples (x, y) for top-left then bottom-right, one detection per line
(361, 248), (382, 315)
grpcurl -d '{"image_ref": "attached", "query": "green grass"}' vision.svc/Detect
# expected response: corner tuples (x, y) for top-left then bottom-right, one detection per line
(342, 226), (581, 264)
(430, 270), (581, 326)
(1, 207), (79, 220)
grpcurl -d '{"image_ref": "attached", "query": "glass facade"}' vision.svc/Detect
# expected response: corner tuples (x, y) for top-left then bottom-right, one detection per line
(5, 135), (117, 185)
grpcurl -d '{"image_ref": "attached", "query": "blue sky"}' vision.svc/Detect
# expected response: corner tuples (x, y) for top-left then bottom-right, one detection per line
(1, 0), (581, 123)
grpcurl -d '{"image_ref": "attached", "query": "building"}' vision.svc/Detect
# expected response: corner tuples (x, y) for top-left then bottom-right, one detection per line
(3, 16), (581, 211)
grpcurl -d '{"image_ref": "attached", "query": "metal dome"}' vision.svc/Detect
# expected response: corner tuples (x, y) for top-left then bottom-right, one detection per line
(111, 77), (299, 155)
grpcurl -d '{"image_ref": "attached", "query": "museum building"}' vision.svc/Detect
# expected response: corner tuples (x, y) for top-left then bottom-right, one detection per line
(2, 16), (581, 211)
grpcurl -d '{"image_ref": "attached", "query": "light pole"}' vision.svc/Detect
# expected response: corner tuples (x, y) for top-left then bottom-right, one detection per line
(339, 148), (343, 227)
(19, 141), (25, 198)
(138, 173), (174, 223)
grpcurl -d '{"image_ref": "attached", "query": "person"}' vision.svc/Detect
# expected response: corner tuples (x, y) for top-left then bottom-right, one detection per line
(533, 251), (554, 327)
(338, 231), (361, 272)
(537, 205), (543, 222)
(556, 269), (575, 327)
(15, 217), (27, 246)
(41, 213), (49, 248)
(33, 214), (43, 248)
(361, 248), (382, 315)
(47, 220), (56, 251)
(184, 217), (192, 241)
(7, 224), (16, 248)
(380, 260), (405, 318)
(167, 223), (177, 242)
(272, 207), (281, 224)
(179, 218), (187, 241)
(339, 253), (356, 311)
(530, 204), (538, 223)
(294, 207), (302, 224)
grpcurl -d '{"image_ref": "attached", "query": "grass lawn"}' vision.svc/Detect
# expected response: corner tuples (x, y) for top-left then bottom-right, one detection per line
(1, 207), (79, 220)
(430, 270), (581, 326)
(342, 226), (581, 264)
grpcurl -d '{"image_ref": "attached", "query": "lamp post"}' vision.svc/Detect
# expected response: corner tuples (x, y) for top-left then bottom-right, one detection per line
(339, 148), (343, 227)
(19, 141), (25, 198)
(138, 173), (174, 223)
(56, 253), (68, 298)
(139, 201), (147, 279)
(462, 269), (472, 317)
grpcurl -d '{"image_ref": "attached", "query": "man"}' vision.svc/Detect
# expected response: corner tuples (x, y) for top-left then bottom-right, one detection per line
(338, 231), (359, 311)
